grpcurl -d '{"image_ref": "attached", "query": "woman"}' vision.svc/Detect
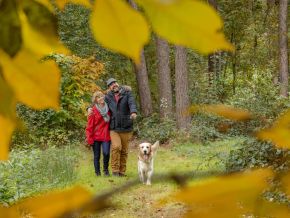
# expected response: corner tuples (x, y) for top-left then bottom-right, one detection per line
(86, 91), (111, 176)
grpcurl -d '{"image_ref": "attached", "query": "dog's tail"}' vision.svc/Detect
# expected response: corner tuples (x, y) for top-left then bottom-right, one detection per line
(152, 141), (159, 153)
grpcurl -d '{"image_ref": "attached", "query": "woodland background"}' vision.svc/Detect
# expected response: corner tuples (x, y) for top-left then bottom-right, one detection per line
(0, 0), (289, 217)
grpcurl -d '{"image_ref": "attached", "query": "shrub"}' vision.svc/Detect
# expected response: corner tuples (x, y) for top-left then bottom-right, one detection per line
(226, 137), (289, 204)
(134, 114), (176, 144)
(12, 54), (104, 149)
(0, 146), (79, 205)
(226, 137), (289, 172)
(189, 114), (225, 143)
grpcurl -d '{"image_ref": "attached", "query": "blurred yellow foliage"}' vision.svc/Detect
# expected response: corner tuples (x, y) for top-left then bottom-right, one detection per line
(0, 10), (66, 160)
(256, 109), (290, 149)
(36, 0), (91, 10)
(137, 0), (234, 54)
(37, 0), (233, 62)
(163, 169), (287, 217)
(15, 186), (92, 218)
(257, 200), (290, 217)
(188, 104), (252, 121)
(0, 49), (60, 110)
(0, 116), (15, 160)
(19, 9), (67, 56)
(282, 173), (290, 196)
(0, 206), (19, 218)
(55, 0), (91, 9)
(0, 1), (288, 218)
(90, 0), (150, 64)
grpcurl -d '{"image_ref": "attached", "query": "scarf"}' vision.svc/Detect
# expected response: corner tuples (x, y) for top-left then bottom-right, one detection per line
(95, 103), (110, 122)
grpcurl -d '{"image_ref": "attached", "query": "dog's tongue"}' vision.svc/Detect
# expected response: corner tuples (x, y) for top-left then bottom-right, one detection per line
(144, 154), (148, 160)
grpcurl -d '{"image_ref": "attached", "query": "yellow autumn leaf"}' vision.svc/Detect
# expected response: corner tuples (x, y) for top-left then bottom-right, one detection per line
(0, 116), (15, 160)
(0, 77), (16, 160)
(275, 109), (290, 126)
(0, 76), (16, 119)
(0, 11), (66, 110)
(34, 0), (54, 12)
(257, 128), (290, 149)
(137, 0), (234, 54)
(19, 10), (67, 58)
(165, 169), (273, 218)
(256, 109), (290, 149)
(55, 0), (91, 9)
(282, 173), (290, 196)
(188, 104), (252, 121)
(35, 0), (91, 11)
(90, 0), (149, 63)
(258, 201), (290, 218)
(18, 186), (93, 218)
(0, 206), (19, 218)
(0, 49), (60, 110)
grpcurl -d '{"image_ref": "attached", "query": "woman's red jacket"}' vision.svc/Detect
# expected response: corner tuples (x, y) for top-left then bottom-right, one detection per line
(86, 105), (111, 145)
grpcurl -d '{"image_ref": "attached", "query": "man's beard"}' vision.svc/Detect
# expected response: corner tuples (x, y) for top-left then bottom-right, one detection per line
(113, 86), (119, 93)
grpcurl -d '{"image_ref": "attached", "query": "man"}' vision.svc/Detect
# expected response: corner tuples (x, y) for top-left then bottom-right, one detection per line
(89, 78), (137, 176)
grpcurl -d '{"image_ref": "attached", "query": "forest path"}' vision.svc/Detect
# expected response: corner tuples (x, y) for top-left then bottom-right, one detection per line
(75, 139), (239, 217)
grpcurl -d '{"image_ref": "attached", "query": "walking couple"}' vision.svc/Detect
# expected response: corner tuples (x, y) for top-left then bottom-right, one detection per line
(85, 78), (137, 177)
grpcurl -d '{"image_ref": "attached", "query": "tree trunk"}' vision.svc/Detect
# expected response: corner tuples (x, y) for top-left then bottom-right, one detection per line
(128, 0), (153, 116)
(133, 51), (153, 117)
(175, 46), (191, 129)
(156, 36), (173, 119)
(208, 0), (218, 86)
(232, 54), (236, 94)
(279, 0), (289, 97)
(208, 54), (215, 86)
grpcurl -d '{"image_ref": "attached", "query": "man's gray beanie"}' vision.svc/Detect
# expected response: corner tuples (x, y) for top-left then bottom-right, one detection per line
(106, 78), (117, 87)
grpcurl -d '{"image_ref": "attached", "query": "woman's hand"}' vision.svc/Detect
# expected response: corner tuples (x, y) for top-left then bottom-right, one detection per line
(87, 107), (93, 116)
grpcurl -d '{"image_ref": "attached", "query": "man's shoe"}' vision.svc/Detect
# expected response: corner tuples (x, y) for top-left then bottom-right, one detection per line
(104, 170), (110, 177)
(112, 172), (119, 177)
(96, 172), (101, 176)
(119, 173), (127, 177)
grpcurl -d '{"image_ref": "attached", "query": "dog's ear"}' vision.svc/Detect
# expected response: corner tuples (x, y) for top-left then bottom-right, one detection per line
(151, 141), (159, 153)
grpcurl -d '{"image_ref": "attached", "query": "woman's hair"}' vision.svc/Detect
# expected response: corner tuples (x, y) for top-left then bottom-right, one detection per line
(92, 91), (104, 103)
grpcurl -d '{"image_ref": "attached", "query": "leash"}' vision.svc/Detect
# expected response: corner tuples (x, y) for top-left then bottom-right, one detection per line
(135, 121), (141, 136)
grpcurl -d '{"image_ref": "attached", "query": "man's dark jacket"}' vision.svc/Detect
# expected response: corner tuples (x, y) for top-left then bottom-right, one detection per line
(105, 87), (137, 132)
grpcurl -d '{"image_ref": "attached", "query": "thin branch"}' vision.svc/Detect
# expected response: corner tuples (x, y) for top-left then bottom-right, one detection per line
(60, 170), (235, 217)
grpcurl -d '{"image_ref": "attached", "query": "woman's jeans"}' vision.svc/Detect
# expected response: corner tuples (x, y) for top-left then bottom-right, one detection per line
(92, 141), (111, 174)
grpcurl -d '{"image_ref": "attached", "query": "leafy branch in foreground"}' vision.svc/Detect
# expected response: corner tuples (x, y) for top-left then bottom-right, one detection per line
(1, 168), (288, 218)
(0, 0), (233, 161)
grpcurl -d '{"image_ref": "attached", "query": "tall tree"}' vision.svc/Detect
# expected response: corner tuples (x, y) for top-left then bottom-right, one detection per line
(128, 0), (153, 116)
(156, 36), (173, 118)
(208, 0), (218, 86)
(132, 53), (153, 116)
(278, 0), (289, 97)
(175, 46), (191, 129)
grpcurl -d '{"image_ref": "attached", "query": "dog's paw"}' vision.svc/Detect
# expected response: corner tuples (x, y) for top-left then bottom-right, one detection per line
(146, 181), (151, 186)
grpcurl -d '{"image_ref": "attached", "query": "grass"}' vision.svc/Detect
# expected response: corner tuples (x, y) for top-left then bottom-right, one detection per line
(73, 137), (244, 217)
(0, 146), (79, 205)
(1, 137), (243, 216)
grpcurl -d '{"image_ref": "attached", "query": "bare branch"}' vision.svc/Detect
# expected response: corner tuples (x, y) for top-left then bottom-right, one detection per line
(61, 170), (234, 217)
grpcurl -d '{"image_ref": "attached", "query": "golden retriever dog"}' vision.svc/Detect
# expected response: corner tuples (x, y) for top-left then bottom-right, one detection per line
(138, 141), (159, 185)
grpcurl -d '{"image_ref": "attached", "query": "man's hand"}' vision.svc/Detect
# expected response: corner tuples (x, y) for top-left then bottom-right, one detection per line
(87, 107), (93, 116)
(130, 113), (137, 120)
